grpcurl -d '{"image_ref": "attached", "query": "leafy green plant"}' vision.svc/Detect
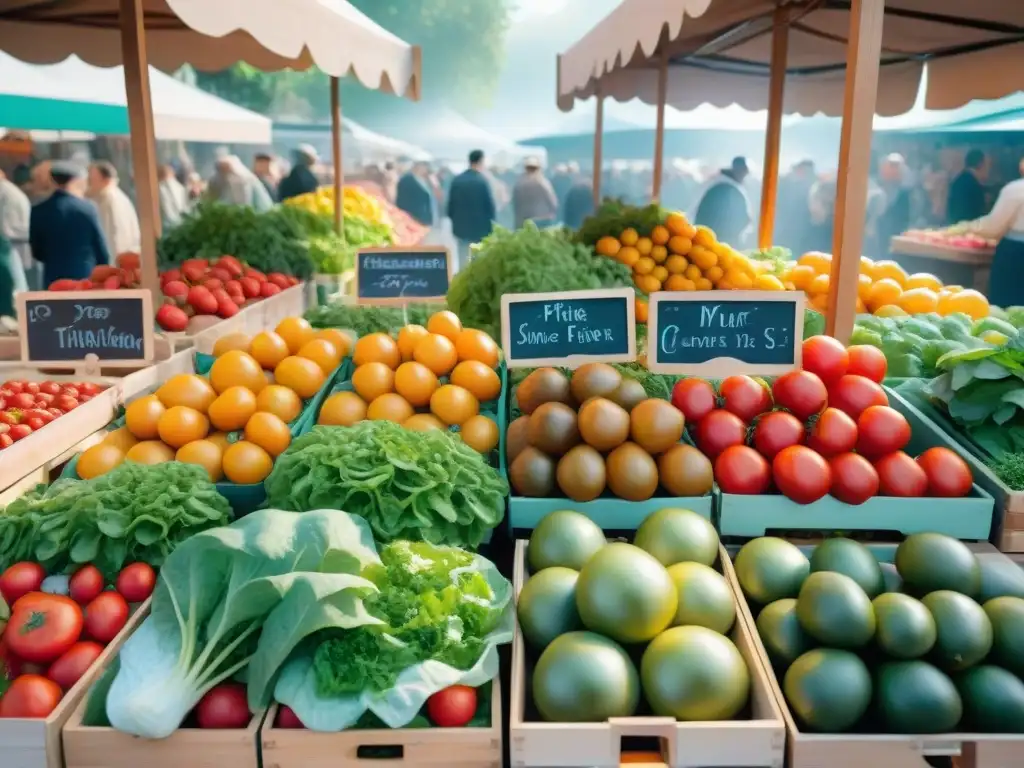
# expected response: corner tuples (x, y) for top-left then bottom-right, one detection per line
(304, 303), (445, 336)
(573, 200), (666, 247)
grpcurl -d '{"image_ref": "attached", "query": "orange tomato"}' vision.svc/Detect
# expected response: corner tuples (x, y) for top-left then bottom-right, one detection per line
(313, 328), (353, 358)
(617, 246), (640, 267)
(667, 236), (692, 255)
(430, 384), (479, 426)
(77, 443), (124, 480)
(352, 362), (395, 402)
(205, 431), (232, 453)
(353, 333), (401, 369)
(255, 385), (303, 423)
(459, 415), (499, 453)
(275, 356), (326, 399)
(403, 413), (446, 432)
(869, 259), (908, 287)
(125, 440), (175, 465)
(298, 338), (342, 375)
(249, 332), (291, 370)
(665, 254), (689, 275)
(942, 289), (990, 320)
(125, 395), (166, 440)
(787, 264), (817, 291)
(651, 225), (670, 245)
(397, 325), (429, 361)
(366, 393), (415, 423)
(664, 212), (694, 238)
(103, 426), (137, 452)
(450, 360), (501, 402)
(394, 361), (439, 407)
(222, 441), (273, 484)
(635, 298), (649, 324)
(905, 272), (943, 292)
(454, 328), (500, 367)
(318, 391), (368, 426)
(157, 406), (210, 448)
(635, 237), (653, 256)
(244, 412), (291, 457)
(208, 386), (258, 432)
(413, 333), (458, 376)
(212, 333), (251, 358)
(798, 251), (832, 274)
(156, 374), (217, 413)
(209, 350), (267, 394)
(275, 316), (316, 354)
(898, 287), (939, 315)
(175, 440), (224, 482)
(426, 310), (463, 342)
(866, 278), (903, 312)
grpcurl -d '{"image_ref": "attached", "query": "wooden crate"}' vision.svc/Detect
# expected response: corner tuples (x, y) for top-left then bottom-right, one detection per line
(724, 542), (1024, 768)
(510, 540), (786, 768)
(998, 495), (1024, 553)
(0, 598), (150, 768)
(259, 684), (503, 768)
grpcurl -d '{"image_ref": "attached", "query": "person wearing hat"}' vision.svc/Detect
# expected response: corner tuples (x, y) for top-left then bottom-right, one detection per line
(513, 157), (558, 229)
(278, 144), (321, 202)
(695, 157), (752, 246)
(29, 161), (110, 288)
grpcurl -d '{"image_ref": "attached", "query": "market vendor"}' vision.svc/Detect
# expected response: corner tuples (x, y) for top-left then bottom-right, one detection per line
(965, 157), (1024, 307)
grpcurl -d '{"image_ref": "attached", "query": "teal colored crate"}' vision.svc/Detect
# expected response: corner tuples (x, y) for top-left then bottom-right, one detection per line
(509, 494), (713, 532)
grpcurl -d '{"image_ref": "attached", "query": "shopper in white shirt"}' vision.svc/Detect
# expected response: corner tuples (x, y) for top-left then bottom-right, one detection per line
(88, 161), (141, 258)
(967, 157), (1024, 307)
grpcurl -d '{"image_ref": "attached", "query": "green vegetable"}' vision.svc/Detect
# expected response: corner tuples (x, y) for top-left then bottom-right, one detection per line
(0, 462), (231, 578)
(304, 303), (444, 336)
(850, 327), (884, 349)
(573, 200), (666, 248)
(265, 423), (508, 548)
(973, 317), (1019, 339)
(747, 246), (792, 278)
(902, 319), (943, 341)
(803, 309), (826, 339)
(1006, 307), (1024, 329)
(887, 354), (924, 378)
(988, 453), (1024, 491)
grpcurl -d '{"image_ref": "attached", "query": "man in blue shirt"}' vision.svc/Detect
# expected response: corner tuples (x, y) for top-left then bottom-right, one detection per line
(446, 149), (496, 273)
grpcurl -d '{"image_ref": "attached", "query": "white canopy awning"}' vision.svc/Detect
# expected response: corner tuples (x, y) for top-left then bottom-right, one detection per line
(558, 0), (1024, 117)
(273, 119), (433, 164)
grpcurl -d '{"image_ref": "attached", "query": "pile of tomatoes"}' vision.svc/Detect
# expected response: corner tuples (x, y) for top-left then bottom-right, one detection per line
(0, 560), (155, 719)
(671, 335), (975, 505)
(0, 379), (106, 449)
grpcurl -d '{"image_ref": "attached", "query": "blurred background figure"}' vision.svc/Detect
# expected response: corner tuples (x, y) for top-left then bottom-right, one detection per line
(208, 154), (250, 205)
(278, 144), (320, 202)
(252, 153), (280, 202)
(774, 159), (816, 254)
(29, 160), (54, 204)
(447, 149), (496, 273)
(381, 160), (399, 203)
(876, 153), (912, 257)
(158, 163), (190, 230)
(396, 161), (437, 226)
(513, 157), (558, 228)
(695, 156), (752, 246)
(946, 148), (989, 225)
(88, 160), (141, 257)
(561, 171), (594, 229)
(0, 166), (32, 290)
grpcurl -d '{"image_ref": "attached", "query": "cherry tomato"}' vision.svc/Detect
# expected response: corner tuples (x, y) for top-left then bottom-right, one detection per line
(874, 451), (928, 497)
(275, 705), (305, 729)
(196, 682), (251, 729)
(829, 453), (880, 505)
(54, 395), (78, 412)
(6, 593), (83, 664)
(84, 592), (129, 644)
(115, 563), (156, 603)
(34, 393), (54, 406)
(719, 375), (772, 423)
(856, 405), (911, 458)
(68, 565), (105, 605)
(60, 386), (80, 400)
(427, 685), (478, 728)
(40, 382), (61, 396)
(0, 562), (45, 605)
(9, 424), (32, 441)
(828, 375), (888, 420)
(772, 371), (828, 421)
(46, 641), (104, 690)
(772, 445), (832, 504)
(78, 382), (101, 396)
(4, 381), (24, 394)
(23, 383), (39, 395)
(715, 445), (771, 495)
(671, 378), (717, 424)
(47, 408), (63, 419)
(0, 434), (11, 449)
(753, 411), (804, 460)
(802, 336), (849, 385)
(0, 674), (63, 718)
(694, 409), (747, 460)
(916, 447), (973, 498)
(24, 416), (44, 431)
(807, 407), (858, 458)
(847, 345), (888, 383)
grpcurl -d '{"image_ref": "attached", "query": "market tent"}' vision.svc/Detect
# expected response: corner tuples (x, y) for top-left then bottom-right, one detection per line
(273, 119), (432, 164)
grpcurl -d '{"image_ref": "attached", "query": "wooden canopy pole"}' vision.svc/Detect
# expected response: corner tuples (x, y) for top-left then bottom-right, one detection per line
(652, 50), (668, 202)
(826, 0), (884, 342)
(119, 0), (161, 302)
(593, 90), (604, 205)
(330, 76), (343, 235)
(758, 6), (789, 248)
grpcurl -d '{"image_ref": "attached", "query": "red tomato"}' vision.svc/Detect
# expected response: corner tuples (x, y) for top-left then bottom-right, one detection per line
(427, 685), (478, 728)
(35, 393), (55, 406)
(275, 705), (305, 729)
(753, 411), (804, 460)
(78, 382), (101, 396)
(719, 375), (772, 423)
(115, 563), (156, 603)
(84, 592), (129, 644)
(0, 397), (5, 411)
(874, 451), (928, 497)
(24, 416), (44, 431)
(54, 395), (78, 412)
(10, 393), (34, 410)
(772, 446), (832, 504)
(40, 382), (61, 396)
(23, 383), (39, 395)
(671, 378), (717, 424)
(807, 407), (858, 458)
(4, 381), (24, 394)
(6, 594), (83, 664)
(196, 682), (251, 728)
(68, 565), (105, 605)
(828, 375), (888, 420)
(829, 453), (880, 505)
(772, 371), (828, 421)
(847, 345), (888, 383)
(856, 406), (911, 458)
(916, 447), (973, 498)
(47, 408), (63, 419)
(46, 641), (104, 690)
(0, 674), (63, 718)
(60, 387), (80, 400)
(715, 445), (771, 494)
(802, 336), (849, 385)
(9, 424), (32, 441)
(0, 434), (11, 449)
(0, 562), (45, 605)
(694, 409), (747, 460)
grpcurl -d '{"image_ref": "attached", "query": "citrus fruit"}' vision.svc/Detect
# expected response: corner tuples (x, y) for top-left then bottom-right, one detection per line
(454, 329), (500, 367)
(906, 273), (943, 291)
(810, 294), (829, 312)
(427, 310), (463, 341)
(298, 338), (342, 375)
(665, 255), (688, 274)
(353, 333), (401, 369)
(944, 289), (990, 320)
(222, 441), (273, 484)
(695, 277), (713, 291)
(690, 246), (718, 271)
(275, 356), (326, 399)
(249, 331), (291, 370)
(755, 274), (785, 291)
(366, 393), (415, 423)
(874, 304), (908, 318)
(634, 257), (655, 275)
(430, 384), (479, 426)
(158, 405), (210, 448)
(77, 443), (124, 479)
(403, 413), (445, 432)
(664, 275), (688, 291)
(635, 274), (662, 293)
(857, 273), (873, 301)
(103, 426), (137, 452)
(706, 266), (725, 284)
(867, 278), (903, 312)
(460, 415), (499, 453)
(396, 324), (429, 361)
(619, 228), (639, 246)
(798, 251), (832, 274)
(318, 391), (367, 426)
(206, 431), (232, 452)
(175, 440), (224, 481)
(650, 245), (668, 263)
(212, 333), (251, 358)
(125, 440), (175, 465)
(870, 260), (909, 287)
(413, 333), (458, 376)
(596, 236), (621, 257)
(210, 350), (267, 394)
(450, 360), (501, 401)
(617, 246), (640, 267)
(125, 395), (166, 440)
(898, 287), (939, 315)
(156, 374), (216, 412)
(352, 361), (395, 402)
(208, 386), (257, 432)
(787, 264), (816, 290)
(859, 256), (875, 274)
(636, 237), (653, 256)
(684, 264), (702, 282)
(313, 328), (353, 358)
(255, 385), (302, 423)
(665, 213), (693, 237)
(244, 412), (291, 457)
(668, 236), (692, 255)
(651, 225), (670, 245)
(725, 269), (754, 290)
(945, 285), (964, 294)
(394, 361), (439, 407)
(693, 226), (717, 248)
(275, 316), (316, 354)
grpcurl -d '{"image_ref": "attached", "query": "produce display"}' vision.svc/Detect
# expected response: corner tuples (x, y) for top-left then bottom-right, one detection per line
(0, 378), (107, 448)
(283, 184), (391, 226)
(305, 302), (445, 337)
(735, 533), (1024, 733)
(903, 226), (996, 251)
(349, 180), (430, 247)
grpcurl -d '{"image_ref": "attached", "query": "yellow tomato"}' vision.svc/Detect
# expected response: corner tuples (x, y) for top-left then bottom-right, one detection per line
(665, 255), (689, 274)
(413, 333), (459, 376)
(798, 251), (832, 274)
(651, 225), (670, 245)
(275, 356), (326, 399)
(635, 237), (653, 256)
(619, 227), (639, 246)
(314, 328), (353, 358)
(459, 415), (500, 453)
(397, 324), (430, 361)
(353, 333), (401, 369)
(683, 264), (702, 282)
(866, 278), (903, 312)
(943, 289), (990, 320)
(426, 310), (463, 342)
(869, 259), (909, 287)
(430, 385), (479, 426)
(898, 287), (939, 315)
(705, 266), (725, 284)
(905, 272), (943, 292)
(634, 256), (655, 276)
(651, 266), (669, 283)
(275, 317), (316, 355)
(650, 245), (668, 264)
(403, 413), (446, 432)
(367, 393), (415, 423)
(807, 273), (830, 295)
(256, 385), (303, 423)
(874, 304), (908, 318)
(352, 361), (395, 402)
(754, 274), (785, 291)
(297, 339), (342, 375)
(857, 273), (873, 302)
(157, 406), (210, 449)
(212, 333), (251, 358)
(103, 426), (138, 452)
(77, 443), (124, 480)
(394, 361), (439, 407)
(595, 236), (621, 257)
(244, 412), (292, 457)
(156, 374), (216, 413)
(450, 360), (501, 402)
(125, 395), (165, 440)
(617, 246), (641, 267)
(249, 332), (291, 370)
(222, 441), (273, 484)
(175, 440), (224, 482)
(318, 391), (367, 426)
(787, 265), (816, 291)
(208, 386), (258, 432)
(210, 351), (266, 395)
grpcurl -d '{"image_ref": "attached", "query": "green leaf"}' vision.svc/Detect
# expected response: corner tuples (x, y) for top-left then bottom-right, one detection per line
(973, 360), (1013, 380)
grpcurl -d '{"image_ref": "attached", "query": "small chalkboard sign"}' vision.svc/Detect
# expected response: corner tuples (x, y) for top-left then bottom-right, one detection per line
(16, 290), (154, 368)
(355, 246), (450, 304)
(501, 287), (636, 368)
(648, 290), (804, 376)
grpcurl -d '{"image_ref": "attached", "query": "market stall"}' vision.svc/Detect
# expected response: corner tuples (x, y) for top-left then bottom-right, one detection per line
(891, 231), (996, 293)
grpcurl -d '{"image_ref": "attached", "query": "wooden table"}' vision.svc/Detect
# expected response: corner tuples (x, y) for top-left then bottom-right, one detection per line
(890, 236), (995, 292)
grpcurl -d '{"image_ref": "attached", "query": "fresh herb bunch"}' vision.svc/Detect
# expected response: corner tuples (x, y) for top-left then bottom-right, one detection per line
(573, 199), (667, 247)
(304, 302), (445, 336)
(988, 453), (1024, 490)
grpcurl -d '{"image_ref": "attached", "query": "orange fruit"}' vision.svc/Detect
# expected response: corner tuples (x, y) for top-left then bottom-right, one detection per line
(413, 333), (458, 376)
(867, 278), (903, 312)
(397, 325), (430, 361)
(222, 441), (273, 484)
(210, 350), (267, 394)
(244, 412), (291, 457)
(450, 360), (501, 402)
(430, 384), (479, 426)
(856, 297), (867, 314)
(689, 246), (717, 271)
(798, 251), (832, 274)
(635, 237), (653, 256)
(158, 405), (209, 448)
(807, 273), (831, 295)
(810, 293), (830, 313)
(255, 385), (303, 423)
(619, 227), (639, 246)
(634, 256), (655, 276)
(77, 443), (124, 480)
(665, 255), (689, 274)
(754, 274), (785, 291)
(945, 285), (964, 294)
(352, 362), (395, 402)
(394, 361), (439, 407)
(683, 264), (702, 282)
(275, 356), (326, 399)
(175, 439), (224, 482)
(426, 310), (463, 342)
(125, 395), (166, 440)
(898, 287), (939, 315)
(595, 236), (621, 257)
(125, 440), (175, 465)
(725, 270), (754, 290)
(905, 272), (943, 292)
(206, 431), (232, 453)
(651, 266), (669, 283)
(454, 329), (500, 367)
(403, 413), (446, 432)
(635, 298), (649, 324)
(249, 332), (291, 370)
(857, 273), (873, 301)
(103, 426), (137, 452)
(353, 333), (401, 369)
(275, 316), (316, 354)
(367, 393), (415, 423)
(298, 338), (342, 375)
(695, 277), (713, 291)
(787, 265), (816, 290)
(212, 333), (251, 358)
(663, 275), (688, 291)
(635, 274), (663, 294)
(943, 289), (990, 320)
(692, 226), (717, 248)
(318, 391), (367, 426)
(874, 304), (908, 318)
(667, 236), (692, 255)
(664, 212), (694, 238)
(616, 246), (640, 267)
(651, 225), (670, 245)
(156, 374), (216, 412)
(869, 259), (908, 287)
(314, 328), (353, 358)
(859, 256), (875, 275)
(705, 266), (725, 284)
(208, 386), (258, 432)
(650, 245), (668, 264)
(459, 415), (499, 453)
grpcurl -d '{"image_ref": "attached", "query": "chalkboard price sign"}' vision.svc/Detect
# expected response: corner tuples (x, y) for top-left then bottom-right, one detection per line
(500, 287), (636, 368)
(356, 246), (450, 303)
(16, 290), (154, 367)
(647, 290), (804, 376)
